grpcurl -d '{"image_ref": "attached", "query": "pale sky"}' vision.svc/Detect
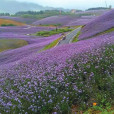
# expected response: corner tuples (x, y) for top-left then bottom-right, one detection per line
(16, 0), (114, 9)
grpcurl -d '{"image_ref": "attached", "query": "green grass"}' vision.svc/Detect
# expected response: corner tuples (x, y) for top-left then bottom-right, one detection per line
(70, 25), (83, 28)
(97, 27), (114, 36)
(0, 39), (28, 52)
(1, 24), (16, 26)
(84, 109), (114, 114)
(39, 24), (62, 27)
(72, 31), (81, 42)
(101, 27), (114, 34)
(35, 28), (73, 37)
(84, 106), (114, 114)
(40, 37), (62, 52)
(87, 27), (114, 39)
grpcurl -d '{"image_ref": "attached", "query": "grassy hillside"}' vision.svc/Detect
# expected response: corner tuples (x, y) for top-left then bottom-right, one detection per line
(0, 39), (28, 52)
(0, 19), (25, 26)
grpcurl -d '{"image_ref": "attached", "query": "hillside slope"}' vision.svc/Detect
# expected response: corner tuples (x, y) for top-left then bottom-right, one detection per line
(0, 0), (66, 14)
(79, 9), (114, 40)
(32, 16), (76, 26)
(0, 16), (37, 24)
(0, 9), (114, 113)
(0, 0), (43, 14)
(0, 19), (25, 26)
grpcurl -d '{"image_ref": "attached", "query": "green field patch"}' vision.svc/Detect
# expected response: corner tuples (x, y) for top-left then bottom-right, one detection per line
(95, 27), (114, 37)
(0, 39), (28, 52)
(1, 24), (16, 26)
(39, 37), (62, 52)
(100, 27), (114, 34)
(69, 25), (83, 28)
(38, 24), (62, 27)
(35, 28), (73, 37)
(88, 27), (114, 39)
(72, 31), (81, 42)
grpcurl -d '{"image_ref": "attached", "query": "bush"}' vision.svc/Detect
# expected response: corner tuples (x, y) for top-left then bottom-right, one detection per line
(1, 24), (16, 26)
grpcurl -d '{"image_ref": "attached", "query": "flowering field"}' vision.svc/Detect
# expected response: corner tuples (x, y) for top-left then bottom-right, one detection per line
(0, 10), (114, 113)
(0, 34), (61, 66)
(0, 26), (54, 39)
(66, 16), (96, 26)
(0, 16), (37, 24)
(32, 16), (75, 26)
(32, 15), (97, 27)
(79, 10), (114, 40)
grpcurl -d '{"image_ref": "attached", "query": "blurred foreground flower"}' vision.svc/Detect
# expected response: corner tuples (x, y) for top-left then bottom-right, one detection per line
(93, 103), (97, 106)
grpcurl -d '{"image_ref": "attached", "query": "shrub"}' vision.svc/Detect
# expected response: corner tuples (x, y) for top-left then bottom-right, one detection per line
(1, 24), (16, 26)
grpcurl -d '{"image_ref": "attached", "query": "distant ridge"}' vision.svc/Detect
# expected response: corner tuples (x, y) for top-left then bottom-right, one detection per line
(0, 0), (66, 14)
(87, 7), (110, 11)
(0, 0), (44, 14)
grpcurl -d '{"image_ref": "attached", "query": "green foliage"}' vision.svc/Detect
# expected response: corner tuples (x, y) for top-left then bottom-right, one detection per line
(87, 7), (110, 11)
(14, 10), (72, 19)
(0, 13), (10, 16)
(39, 24), (62, 27)
(41, 37), (62, 51)
(102, 27), (114, 33)
(1, 24), (16, 26)
(0, 39), (28, 52)
(89, 27), (114, 38)
(72, 31), (81, 42)
(35, 28), (73, 37)
(84, 104), (114, 114)
(96, 27), (114, 36)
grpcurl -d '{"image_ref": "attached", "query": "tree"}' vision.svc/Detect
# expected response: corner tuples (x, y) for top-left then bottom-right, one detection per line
(109, 5), (112, 9)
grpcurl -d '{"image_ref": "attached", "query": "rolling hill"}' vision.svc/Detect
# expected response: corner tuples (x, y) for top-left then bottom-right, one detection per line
(0, 18), (26, 26)
(0, 16), (37, 24)
(32, 16), (76, 26)
(0, 0), (44, 14)
(79, 9), (114, 40)
(0, 0), (67, 14)
(0, 9), (114, 114)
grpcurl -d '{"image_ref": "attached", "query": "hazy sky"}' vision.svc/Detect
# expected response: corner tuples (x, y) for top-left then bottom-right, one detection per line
(16, 0), (114, 9)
